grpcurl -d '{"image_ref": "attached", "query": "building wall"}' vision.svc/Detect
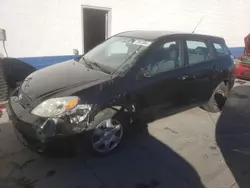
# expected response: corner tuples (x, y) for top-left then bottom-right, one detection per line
(0, 0), (249, 68)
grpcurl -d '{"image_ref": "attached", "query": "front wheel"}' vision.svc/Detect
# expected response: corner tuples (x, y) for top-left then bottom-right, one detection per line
(86, 108), (130, 156)
(202, 82), (229, 113)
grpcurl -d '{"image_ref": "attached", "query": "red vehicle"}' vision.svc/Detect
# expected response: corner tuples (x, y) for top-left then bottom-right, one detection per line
(234, 33), (250, 79)
(0, 104), (5, 118)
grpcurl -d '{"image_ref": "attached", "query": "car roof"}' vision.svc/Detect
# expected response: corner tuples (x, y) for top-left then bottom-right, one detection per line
(116, 30), (224, 42)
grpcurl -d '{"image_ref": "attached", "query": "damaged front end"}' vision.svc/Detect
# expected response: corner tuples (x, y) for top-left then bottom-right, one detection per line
(33, 102), (93, 142)
(8, 94), (95, 151)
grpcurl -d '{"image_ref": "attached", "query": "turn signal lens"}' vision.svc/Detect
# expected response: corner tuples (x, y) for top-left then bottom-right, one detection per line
(66, 98), (79, 110)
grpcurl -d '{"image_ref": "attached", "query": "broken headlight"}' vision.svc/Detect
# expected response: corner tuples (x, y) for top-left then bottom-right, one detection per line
(31, 96), (84, 118)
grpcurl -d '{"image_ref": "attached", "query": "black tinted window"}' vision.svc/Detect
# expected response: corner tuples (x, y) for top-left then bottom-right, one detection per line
(213, 42), (229, 56)
(186, 40), (212, 65)
(145, 41), (180, 75)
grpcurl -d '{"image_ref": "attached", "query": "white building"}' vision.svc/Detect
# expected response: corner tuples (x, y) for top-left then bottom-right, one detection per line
(0, 0), (249, 68)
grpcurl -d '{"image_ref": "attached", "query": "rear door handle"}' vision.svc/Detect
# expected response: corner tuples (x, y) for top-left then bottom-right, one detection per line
(213, 65), (220, 72)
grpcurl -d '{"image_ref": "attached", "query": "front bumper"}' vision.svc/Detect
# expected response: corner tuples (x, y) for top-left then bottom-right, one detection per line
(7, 99), (49, 151)
(7, 96), (88, 151)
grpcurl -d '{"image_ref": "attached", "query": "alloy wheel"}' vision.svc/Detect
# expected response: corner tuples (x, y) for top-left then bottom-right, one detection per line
(92, 119), (123, 153)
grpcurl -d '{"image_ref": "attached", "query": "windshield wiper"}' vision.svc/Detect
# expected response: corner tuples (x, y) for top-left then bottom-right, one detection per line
(79, 57), (95, 69)
(87, 61), (112, 74)
(79, 57), (112, 74)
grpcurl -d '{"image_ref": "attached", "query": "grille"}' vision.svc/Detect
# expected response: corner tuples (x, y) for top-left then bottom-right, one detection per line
(18, 90), (32, 109)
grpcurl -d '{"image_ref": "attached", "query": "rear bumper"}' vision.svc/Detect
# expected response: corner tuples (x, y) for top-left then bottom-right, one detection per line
(234, 65), (250, 79)
(228, 78), (235, 91)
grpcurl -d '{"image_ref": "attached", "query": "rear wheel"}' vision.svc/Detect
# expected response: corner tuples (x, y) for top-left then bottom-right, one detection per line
(202, 82), (229, 113)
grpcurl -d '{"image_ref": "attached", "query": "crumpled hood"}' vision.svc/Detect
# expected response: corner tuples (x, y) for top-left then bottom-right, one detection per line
(21, 59), (111, 100)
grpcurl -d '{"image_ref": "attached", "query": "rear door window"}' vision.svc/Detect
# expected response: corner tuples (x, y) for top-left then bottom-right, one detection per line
(212, 42), (230, 56)
(186, 40), (212, 65)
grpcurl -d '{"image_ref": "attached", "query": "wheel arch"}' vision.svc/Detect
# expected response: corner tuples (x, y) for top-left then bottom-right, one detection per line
(223, 78), (234, 90)
(87, 95), (135, 124)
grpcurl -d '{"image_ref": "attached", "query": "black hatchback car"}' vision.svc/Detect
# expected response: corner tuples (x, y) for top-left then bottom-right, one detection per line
(7, 31), (235, 155)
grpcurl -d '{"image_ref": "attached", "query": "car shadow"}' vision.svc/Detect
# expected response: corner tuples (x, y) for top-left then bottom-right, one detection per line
(216, 85), (250, 188)
(78, 125), (206, 188)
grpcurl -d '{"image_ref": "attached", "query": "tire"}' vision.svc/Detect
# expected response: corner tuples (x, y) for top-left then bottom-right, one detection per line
(85, 108), (130, 156)
(202, 82), (229, 113)
(0, 59), (8, 101)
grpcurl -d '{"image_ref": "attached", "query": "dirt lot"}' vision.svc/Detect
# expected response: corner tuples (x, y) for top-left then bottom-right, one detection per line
(1, 80), (250, 188)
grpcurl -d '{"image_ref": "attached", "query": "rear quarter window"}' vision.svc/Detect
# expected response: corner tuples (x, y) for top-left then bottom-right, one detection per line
(213, 42), (230, 56)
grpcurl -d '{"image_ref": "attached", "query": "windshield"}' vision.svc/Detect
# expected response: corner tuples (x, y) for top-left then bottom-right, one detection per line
(79, 36), (152, 74)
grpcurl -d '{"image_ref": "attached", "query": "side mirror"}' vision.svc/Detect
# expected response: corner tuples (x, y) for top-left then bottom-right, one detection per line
(137, 66), (150, 79)
(73, 49), (79, 55)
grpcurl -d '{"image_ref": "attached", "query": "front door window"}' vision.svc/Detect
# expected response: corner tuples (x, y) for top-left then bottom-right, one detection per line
(145, 40), (180, 75)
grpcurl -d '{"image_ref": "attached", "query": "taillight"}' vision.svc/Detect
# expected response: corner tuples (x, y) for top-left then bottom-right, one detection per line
(230, 55), (238, 65)
(230, 55), (234, 61)
(233, 58), (242, 66)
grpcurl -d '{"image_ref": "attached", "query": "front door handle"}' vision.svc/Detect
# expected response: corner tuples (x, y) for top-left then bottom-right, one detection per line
(178, 75), (196, 80)
(179, 75), (189, 80)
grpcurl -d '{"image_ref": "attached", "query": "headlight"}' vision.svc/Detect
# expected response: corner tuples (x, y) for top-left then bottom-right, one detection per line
(31, 96), (79, 118)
